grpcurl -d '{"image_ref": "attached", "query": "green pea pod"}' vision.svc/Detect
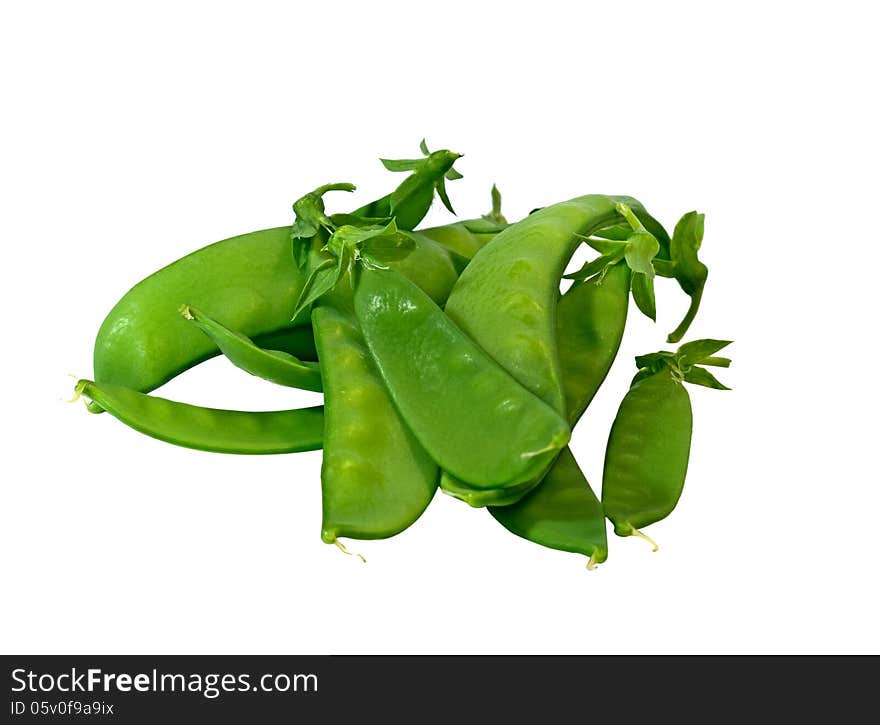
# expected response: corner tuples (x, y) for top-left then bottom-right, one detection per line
(180, 305), (323, 392)
(302, 146), (467, 548)
(75, 380), (323, 455)
(91, 147), (467, 413)
(313, 292), (438, 545)
(488, 269), (632, 566)
(92, 226), (309, 397)
(353, 265), (570, 489)
(490, 447), (606, 566)
(251, 325), (318, 362)
(602, 340), (732, 547)
(440, 194), (665, 503)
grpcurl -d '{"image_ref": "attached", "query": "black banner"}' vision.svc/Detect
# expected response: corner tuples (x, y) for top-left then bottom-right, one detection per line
(1, 655), (874, 722)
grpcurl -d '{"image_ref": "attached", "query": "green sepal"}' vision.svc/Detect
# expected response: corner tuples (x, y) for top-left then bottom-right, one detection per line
(683, 366), (731, 390)
(701, 356), (731, 368)
(435, 176), (456, 214)
(380, 158), (424, 172)
(624, 231), (660, 277)
(290, 182), (356, 268)
(631, 271), (657, 320)
(291, 257), (343, 321)
(419, 138), (430, 155)
(677, 339), (732, 366)
(633, 338), (732, 390)
(486, 184), (507, 224)
(583, 237), (627, 255)
(445, 168), (464, 180)
(563, 249), (625, 281)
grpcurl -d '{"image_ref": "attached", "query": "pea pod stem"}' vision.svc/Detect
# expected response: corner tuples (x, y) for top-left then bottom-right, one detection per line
(333, 539), (366, 563)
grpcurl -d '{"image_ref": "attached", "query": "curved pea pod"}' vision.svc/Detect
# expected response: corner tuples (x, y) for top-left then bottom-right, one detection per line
(313, 294), (437, 544)
(490, 448), (607, 567)
(440, 194), (665, 503)
(602, 339), (732, 547)
(93, 226), (308, 396)
(180, 305), (322, 392)
(487, 269), (631, 564)
(74, 380), (323, 455)
(556, 264), (631, 423)
(353, 266), (570, 490)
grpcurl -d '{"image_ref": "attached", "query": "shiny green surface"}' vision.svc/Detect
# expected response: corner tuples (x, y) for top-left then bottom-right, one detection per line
(182, 305), (323, 392)
(313, 296), (437, 542)
(77, 380), (323, 455)
(602, 369), (693, 535)
(355, 267), (570, 490)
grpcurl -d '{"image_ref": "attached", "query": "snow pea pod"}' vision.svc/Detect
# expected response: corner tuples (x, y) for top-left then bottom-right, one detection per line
(491, 447), (606, 565)
(440, 195), (665, 502)
(313, 291), (437, 544)
(74, 380), (323, 455)
(180, 305), (322, 392)
(93, 226), (308, 396)
(602, 339), (732, 546)
(353, 265), (570, 489)
(488, 270), (633, 564)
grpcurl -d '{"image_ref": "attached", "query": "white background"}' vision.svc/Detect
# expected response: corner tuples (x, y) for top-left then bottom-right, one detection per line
(2, 1), (878, 654)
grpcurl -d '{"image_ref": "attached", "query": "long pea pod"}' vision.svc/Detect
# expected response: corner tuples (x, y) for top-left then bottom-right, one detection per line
(299, 147), (464, 548)
(313, 292), (438, 544)
(488, 269), (633, 565)
(602, 339), (732, 547)
(74, 380), (323, 455)
(440, 195), (667, 503)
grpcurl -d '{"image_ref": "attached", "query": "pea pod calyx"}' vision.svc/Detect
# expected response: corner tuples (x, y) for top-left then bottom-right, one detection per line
(633, 338), (732, 389)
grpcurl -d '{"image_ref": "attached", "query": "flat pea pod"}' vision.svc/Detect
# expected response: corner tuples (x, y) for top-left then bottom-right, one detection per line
(74, 380), (323, 455)
(602, 339), (731, 545)
(313, 293), (437, 543)
(602, 369), (692, 541)
(180, 305), (322, 392)
(353, 266), (570, 489)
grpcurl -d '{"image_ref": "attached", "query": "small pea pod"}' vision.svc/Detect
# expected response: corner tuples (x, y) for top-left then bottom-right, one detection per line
(73, 380), (323, 455)
(180, 305), (322, 392)
(602, 339), (732, 547)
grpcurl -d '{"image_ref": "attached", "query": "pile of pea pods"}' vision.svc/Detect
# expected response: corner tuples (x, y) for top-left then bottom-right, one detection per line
(75, 142), (731, 568)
